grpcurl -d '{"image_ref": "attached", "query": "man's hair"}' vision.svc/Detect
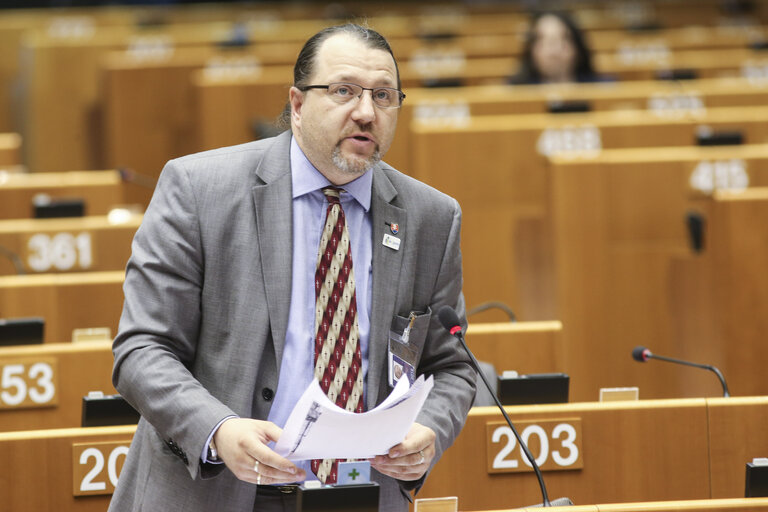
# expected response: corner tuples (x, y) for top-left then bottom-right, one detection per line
(276, 23), (400, 129)
(293, 23), (401, 90)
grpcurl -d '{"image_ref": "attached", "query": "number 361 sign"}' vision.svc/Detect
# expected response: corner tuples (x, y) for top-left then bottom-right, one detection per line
(486, 419), (583, 473)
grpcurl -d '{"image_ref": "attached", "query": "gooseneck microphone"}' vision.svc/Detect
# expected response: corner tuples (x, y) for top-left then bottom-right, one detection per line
(439, 305), (571, 508)
(632, 346), (730, 397)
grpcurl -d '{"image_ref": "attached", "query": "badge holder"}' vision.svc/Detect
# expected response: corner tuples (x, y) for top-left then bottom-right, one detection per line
(388, 313), (419, 388)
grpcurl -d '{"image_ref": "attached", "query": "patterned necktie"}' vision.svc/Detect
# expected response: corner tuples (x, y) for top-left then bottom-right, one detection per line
(311, 187), (364, 484)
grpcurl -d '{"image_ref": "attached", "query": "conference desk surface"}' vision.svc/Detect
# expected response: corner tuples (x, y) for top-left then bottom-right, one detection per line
(482, 498), (768, 512)
(2, 397), (766, 512)
(419, 397), (768, 510)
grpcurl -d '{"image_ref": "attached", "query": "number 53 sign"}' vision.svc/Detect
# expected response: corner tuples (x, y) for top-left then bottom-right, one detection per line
(486, 419), (583, 473)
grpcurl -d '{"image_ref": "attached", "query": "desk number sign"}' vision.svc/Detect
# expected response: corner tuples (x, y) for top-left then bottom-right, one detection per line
(73, 441), (131, 496)
(486, 418), (583, 474)
(0, 357), (58, 409)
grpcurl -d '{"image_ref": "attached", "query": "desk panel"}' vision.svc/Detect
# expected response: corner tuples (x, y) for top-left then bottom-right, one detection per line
(0, 215), (140, 275)
(0, 341), (116, 432)
(0, 425), (135, 512)
(420, 400), (711, 510)
(0, 271), (124, 344)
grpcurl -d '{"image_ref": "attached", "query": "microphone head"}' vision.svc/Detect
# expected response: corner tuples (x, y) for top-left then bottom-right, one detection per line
(437, 305), (461, 332)
(632, 346), (651, 362)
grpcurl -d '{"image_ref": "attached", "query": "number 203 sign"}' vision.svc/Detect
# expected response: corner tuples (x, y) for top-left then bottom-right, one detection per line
(486, 419), (583, 473)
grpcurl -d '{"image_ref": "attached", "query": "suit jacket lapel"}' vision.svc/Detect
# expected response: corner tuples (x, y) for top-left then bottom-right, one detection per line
(251, 132), (293, 369)
(368, 168), (406, 410)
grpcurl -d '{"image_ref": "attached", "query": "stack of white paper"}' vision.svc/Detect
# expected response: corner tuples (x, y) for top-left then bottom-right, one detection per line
(274, 375), (434, 460)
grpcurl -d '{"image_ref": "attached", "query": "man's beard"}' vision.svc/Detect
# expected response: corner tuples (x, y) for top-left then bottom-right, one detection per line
(332, 143), (381, 175)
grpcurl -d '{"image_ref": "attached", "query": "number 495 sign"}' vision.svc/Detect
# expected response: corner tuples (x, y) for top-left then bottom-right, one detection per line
(486, 419), (583, 474)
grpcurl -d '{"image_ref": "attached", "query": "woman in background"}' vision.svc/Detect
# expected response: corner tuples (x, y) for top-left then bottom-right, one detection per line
(510, 11), (601, 85)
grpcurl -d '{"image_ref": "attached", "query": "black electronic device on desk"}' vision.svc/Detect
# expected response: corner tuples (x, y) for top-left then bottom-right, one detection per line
(82, 393), (140, 427)
(497, 372), (569, 406)
(32, 195), (85, 218)
(0, 317), (44, 346)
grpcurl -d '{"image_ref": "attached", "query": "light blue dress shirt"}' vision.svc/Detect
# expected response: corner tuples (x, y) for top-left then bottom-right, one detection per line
(265, 137), (373, 478)
(204, 137), (373, 481)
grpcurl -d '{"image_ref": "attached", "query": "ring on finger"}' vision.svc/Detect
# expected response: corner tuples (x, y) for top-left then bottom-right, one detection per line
(253, 460), (259, 473)
(418, 449), (425, 465)
(257, 474), (262, 485)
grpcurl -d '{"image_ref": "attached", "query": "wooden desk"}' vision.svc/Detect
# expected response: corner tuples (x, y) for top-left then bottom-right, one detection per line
(390, 77), (768, 170)
(670, 188), (768, 401)
(20, 8), (763, 173)
(410, 109), (768, 326)
(708, 397), (768, 498)
(419, 397), (768, 510)
(593, 47), (768, 81)
(466, 321), (564, 375)
(0, 133), (21, 167)
(0, 271), (124, 344)
(0, 341), (116, 432)
(421, 399), (711, 510)
(0, 425), (135, 512)
(550, 145), (768, 401)
(102, 47), (293, 179)
(0, 170), (127, 220)
(0, 215), (140, 275)
(107, 53), (517, 177)
(485, 498), (768, 512)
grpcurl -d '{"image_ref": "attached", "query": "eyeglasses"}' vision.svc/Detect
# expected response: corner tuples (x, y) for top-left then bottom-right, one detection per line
(300, 82), (406, 109)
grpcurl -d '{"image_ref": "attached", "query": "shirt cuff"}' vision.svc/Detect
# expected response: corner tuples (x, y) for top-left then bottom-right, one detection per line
(201, 415), (238, 464)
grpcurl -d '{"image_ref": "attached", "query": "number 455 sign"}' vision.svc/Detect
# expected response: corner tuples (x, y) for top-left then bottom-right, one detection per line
(486, 419), (583, 473)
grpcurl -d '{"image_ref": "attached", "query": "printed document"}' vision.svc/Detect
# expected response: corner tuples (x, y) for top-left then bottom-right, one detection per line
(274, 374), (433, 460)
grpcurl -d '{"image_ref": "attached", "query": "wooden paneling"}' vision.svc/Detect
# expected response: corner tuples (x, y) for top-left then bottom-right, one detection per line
(551, 146), (768, 401)
(0, 215), (140, 276)
(421, 398), (768, 510)
(421, 399), (711, 510)
(0, 271), (125, 344)
(410, 109), (768, 328)
(0, 133), (22, 167)
(0, 170), (127, 220)
(0, 341), (116, 432)
(466, 321), (564, 374)
(0, 425), (134, 512)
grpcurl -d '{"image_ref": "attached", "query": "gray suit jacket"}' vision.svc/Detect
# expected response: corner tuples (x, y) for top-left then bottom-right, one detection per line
(109, 131), (476, 512)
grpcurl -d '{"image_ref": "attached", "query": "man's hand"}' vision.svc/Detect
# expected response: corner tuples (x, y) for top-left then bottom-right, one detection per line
(369, 422), (436, 481)
(213, 418), (306, 485)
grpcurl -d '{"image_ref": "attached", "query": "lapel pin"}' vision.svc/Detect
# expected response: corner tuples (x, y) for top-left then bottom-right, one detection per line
(385, 221), (400, 235)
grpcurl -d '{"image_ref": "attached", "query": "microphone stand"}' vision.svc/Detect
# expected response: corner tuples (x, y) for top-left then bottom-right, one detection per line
(445, 320), (552, 506)
(647, 353), (730, 397)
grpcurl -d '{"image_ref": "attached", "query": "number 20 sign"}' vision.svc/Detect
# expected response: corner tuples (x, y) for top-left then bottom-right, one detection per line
(72, 441), (131, 496)
(486, 419), (583, 473)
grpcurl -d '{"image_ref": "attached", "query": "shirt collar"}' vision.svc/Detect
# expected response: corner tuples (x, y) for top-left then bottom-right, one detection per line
(290, 135), (372, 212)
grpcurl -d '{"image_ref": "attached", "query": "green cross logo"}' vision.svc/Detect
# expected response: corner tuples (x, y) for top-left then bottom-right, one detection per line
(348, 468), (360, 481)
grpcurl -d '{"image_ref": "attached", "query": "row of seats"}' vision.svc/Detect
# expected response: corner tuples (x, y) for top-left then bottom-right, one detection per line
(2, 0), (768, 172)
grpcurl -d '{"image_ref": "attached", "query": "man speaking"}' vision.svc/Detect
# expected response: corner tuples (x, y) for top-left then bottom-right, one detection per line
(110, 23), (475, 512)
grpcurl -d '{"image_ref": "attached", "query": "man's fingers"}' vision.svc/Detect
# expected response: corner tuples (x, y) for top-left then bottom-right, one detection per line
(213, 418), (305, 484)
(250, 454), (304, 482)
(370, 461), (425, 481)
